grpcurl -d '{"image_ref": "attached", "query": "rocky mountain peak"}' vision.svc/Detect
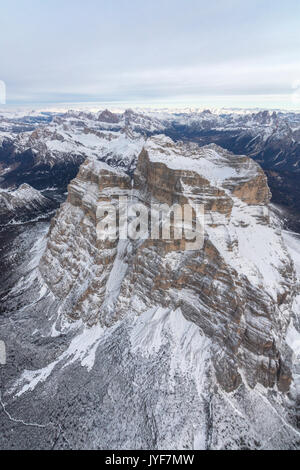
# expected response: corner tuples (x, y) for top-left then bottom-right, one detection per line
(40, 135), (295, 394)
(0, 183), (53, 224)
(98, 109), (120, 123)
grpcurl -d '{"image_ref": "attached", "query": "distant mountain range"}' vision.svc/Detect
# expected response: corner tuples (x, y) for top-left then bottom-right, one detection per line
(1, 108), (300, 225)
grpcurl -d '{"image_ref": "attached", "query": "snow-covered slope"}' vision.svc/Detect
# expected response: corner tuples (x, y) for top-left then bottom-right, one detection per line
(282, 231), (300, 406)
(0, 184), (54, 225)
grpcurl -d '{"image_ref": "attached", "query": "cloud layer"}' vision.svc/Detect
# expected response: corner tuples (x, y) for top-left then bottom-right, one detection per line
(0, 0), (299, 108)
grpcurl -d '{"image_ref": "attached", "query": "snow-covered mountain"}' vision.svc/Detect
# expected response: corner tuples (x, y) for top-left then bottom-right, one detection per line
(0, 130), (300, 449)
(0, 109), (154, 191)
(0, 184), (56, 225)
(1, 108), (299, 220)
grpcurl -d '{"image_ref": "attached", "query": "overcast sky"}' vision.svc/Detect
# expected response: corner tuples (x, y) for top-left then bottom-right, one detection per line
(0, 0), (300, 108)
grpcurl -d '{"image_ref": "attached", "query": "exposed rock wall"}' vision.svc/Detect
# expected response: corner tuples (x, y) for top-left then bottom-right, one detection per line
(40, 136), (296, 393)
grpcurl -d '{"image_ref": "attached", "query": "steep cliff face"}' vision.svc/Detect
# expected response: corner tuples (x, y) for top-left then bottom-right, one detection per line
(0, 184), (55, 225)
(40, 135), (295, 393)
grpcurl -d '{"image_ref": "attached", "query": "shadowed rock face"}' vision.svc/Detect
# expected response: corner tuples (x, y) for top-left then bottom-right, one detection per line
(0, 183), (56, 225)
(40, 135), (295, 393)
(134, 148), (234, 216)
(98, 109), (121, 124)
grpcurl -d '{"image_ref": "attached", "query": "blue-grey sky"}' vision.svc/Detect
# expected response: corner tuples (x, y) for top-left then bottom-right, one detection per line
(0, 0), (300, 108)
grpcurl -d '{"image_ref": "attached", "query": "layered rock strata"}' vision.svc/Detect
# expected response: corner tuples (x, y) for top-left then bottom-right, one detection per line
(40, 136), (295, 393)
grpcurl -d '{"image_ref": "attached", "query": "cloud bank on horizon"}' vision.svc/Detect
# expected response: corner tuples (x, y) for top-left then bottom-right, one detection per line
(0, 0), (300, 109)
